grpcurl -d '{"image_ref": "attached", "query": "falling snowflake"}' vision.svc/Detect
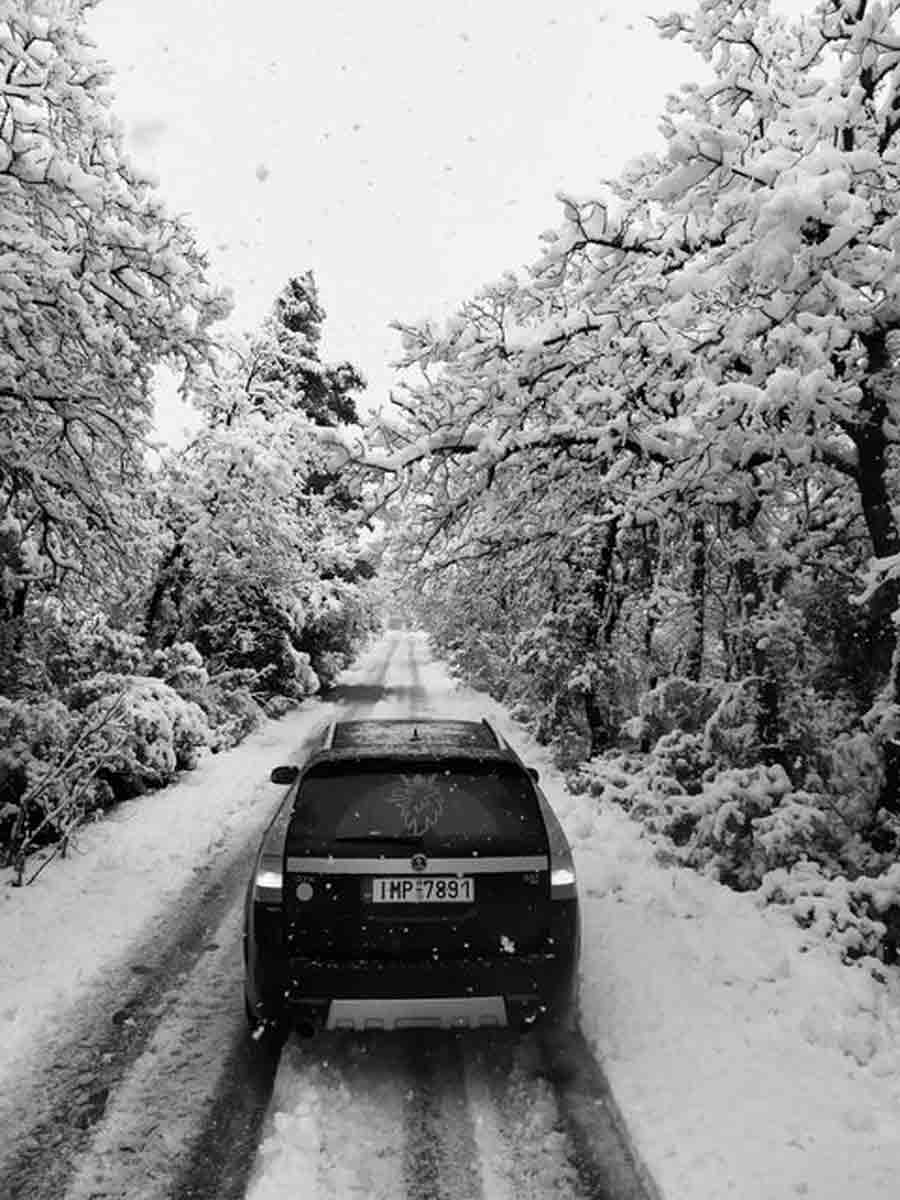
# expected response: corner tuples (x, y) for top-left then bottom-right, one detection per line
(255, 163), (270, 182)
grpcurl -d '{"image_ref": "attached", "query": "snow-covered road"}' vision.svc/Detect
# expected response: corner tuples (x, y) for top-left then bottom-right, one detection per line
(243, 1030), (593, 1200)
(6, 630), (899, 1199)
(0, 634), (648, 1200)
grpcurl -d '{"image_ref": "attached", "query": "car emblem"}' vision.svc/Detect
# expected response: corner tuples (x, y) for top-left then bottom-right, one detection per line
(410, 852), (428, 873)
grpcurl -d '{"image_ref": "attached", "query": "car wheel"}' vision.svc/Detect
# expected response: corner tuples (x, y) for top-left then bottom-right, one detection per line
(244, 990), (288, 1055)
(549, 978), (580, 1034)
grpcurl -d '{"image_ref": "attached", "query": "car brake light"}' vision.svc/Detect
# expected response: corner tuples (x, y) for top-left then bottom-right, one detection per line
(254, 858), (283, 903)
(550, 863), (577, 899)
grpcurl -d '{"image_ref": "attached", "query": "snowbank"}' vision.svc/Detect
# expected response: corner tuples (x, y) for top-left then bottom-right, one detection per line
(0, 700), (333, 1081)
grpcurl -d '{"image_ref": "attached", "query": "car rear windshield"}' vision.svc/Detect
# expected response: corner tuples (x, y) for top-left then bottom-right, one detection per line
(330, 720), (499, 750)
(289, 761), (546, 854)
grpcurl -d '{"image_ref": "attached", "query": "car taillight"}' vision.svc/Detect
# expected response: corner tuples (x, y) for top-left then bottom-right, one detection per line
(550, 857), (577, 899)
(549, 868), (578, 897)
(254, 855), (283, 903)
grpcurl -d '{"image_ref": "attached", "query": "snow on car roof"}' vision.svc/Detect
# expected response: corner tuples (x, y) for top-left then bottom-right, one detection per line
(329, 719), (501, 751)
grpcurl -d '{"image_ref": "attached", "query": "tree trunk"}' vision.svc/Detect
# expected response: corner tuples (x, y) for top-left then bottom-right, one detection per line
(0, 559), (29, 698)
(684, 517), (707, 682)
(144, 540), (185, 645)
(583, 689), (612, 757)
(581, 518), (620, 754)
(848, 332), (900, 688)
(851, 330), (900, 812)
(729, 499), (782, 764)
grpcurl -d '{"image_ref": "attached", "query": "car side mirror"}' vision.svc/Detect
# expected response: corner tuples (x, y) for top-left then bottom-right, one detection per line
(527, 767), (540, 782)
(270, 764), (299, 785)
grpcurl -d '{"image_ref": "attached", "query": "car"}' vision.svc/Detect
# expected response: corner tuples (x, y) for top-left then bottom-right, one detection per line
(243, 717), (580, 1038)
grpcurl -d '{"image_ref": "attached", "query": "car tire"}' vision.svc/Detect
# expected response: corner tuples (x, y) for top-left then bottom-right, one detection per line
(551, 979), (580, 1034)
(244, 990), (288, 1055)
(549, 1002), (578, 1035)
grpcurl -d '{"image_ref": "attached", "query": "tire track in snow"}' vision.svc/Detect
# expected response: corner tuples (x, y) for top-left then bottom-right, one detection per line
(0, 848), (261, 1200)
(0, 719), (330, 1200)
(462, 1032), (584, 1200)
(0, 631), (400, 1199)
(538, 1028), (661, 1200)
(244, 1029), (592, 1200)
(324, 631), (402, 707)
(402, 1034), (483, 1200)
(156, 640), (407, 1200)
(62, 898), (251, 1200)
(242, 1035), (409, 1200)
(166, 996), (282, 1200)
(406, 633), (427, 709)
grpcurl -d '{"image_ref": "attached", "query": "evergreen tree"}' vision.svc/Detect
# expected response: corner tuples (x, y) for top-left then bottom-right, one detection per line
(146, 275), (373, 694)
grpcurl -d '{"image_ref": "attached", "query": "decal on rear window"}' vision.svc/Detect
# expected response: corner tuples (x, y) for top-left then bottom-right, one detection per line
(389, 773), (447, 835)
(288, 763), (547, 853)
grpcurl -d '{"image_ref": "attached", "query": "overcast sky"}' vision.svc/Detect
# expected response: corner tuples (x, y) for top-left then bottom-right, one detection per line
(85, 0), (797, 443)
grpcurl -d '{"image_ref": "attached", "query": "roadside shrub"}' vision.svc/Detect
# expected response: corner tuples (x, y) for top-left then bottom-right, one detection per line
(68, 673), (211, 797)
(246, 633), (319, 699)
(0, 695), (120, 878)
(146, 645), (263, 751)
(0, 698), (76, 846)
(312, 649), (350, 690)
(43, 612), (148, 686)
(0, 616), (313, 880)
(577, 746), (867, 890)
(650, 729), (708, 794)
(701, 680), (763, 768)
(758, 861), (900, 963)
(575, 750), (653, 809)
(822, 730), (883, 830)
(201, 679), (265, 750)
(751, 798), (844, 874)
(262, 694), (297, 718)
(149, 640), (210, 696)
(637, 676), (720, 746)
(300, 596), (377, 689)
(678, 764), (796, 888)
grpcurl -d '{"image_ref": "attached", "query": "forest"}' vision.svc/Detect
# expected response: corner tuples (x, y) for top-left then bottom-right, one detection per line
(348, 0), (900, 962)
(3, 0), (900, 963)
(0, 3), (377, 880)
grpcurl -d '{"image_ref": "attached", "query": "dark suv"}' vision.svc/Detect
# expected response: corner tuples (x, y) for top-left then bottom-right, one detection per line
(243, 718), (579, 1037)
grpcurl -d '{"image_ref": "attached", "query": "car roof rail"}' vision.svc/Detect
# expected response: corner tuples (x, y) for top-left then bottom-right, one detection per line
(322, 721), (337, 749)
(481, 718), (504, 748)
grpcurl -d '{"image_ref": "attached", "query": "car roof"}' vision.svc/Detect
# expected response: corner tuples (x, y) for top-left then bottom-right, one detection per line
(304, 717), (519, 770)
(331, 718), (502, 750)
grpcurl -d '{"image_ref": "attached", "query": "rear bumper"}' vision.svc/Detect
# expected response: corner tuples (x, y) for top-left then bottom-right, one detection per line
(244, 895), (581, 1031)
(290, 950), (569, 994)
(249, 950), (576, 1031)
(326, 995), (508, 1031)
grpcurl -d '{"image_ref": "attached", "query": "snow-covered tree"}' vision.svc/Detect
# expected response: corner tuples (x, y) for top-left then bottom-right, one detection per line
(203, 272), (363, 429)
(354, 0), (900, 789)
(0, 0), (228, 677)
(147, 278), (373, 696)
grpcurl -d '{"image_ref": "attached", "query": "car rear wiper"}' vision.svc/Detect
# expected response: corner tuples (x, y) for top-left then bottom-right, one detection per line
(334, 834), (424, 845)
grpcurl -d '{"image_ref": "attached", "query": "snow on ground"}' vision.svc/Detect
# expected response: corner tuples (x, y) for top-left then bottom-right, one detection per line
(0, 694), (335, 1082)
(3, 631), (900, 1200)
(418, 641), (900, 1200)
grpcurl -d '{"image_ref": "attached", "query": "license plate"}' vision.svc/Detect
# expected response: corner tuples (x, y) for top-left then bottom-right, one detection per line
(370, 876), (474, 904)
